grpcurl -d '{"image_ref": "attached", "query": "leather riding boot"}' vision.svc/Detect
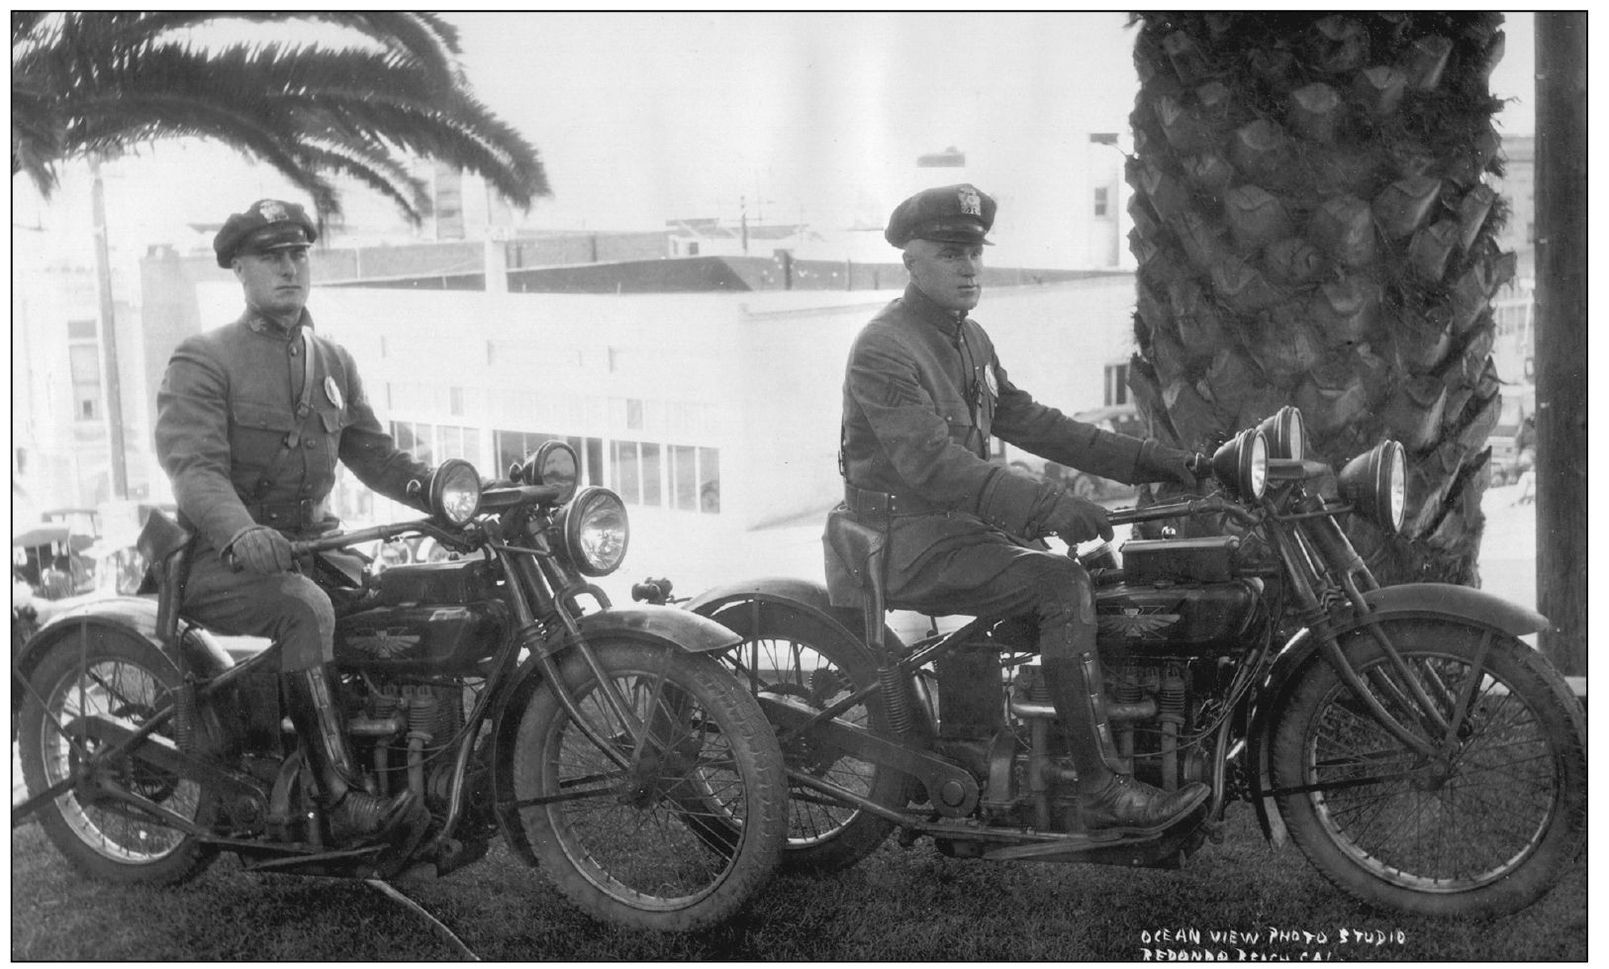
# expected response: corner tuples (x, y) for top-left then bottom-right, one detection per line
(1038, 590), (1208, 834)
(282, 667), (426, 848)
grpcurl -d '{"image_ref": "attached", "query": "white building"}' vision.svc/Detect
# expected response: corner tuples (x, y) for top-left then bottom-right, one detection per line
(194, 275), (1140, 597)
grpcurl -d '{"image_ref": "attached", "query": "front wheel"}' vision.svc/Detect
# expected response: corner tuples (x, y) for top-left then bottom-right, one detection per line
(18, 626), (216, 884)
(506, 640), (786, 932)
(1271, 618), (1587, 917)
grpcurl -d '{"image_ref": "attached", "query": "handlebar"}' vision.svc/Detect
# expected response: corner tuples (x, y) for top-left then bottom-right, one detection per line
(1105, 494), (1258, 528)
(284, 482), (570, 557)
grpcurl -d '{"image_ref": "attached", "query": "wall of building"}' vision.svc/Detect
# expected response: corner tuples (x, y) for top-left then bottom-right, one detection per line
(187, 274), (1139, 583)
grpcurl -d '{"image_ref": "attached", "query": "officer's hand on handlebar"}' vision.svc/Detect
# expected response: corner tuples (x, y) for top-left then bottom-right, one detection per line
(1044, 492), (1114, 544)
(1138, 439), (1200, 488)
(225, 525), (294, 574)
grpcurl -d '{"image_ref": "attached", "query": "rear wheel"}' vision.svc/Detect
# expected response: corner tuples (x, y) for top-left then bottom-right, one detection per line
(701, 601), (904, 873)
(18, 627), (215, 884)
(1272, 619), (1586, 917)
(507, 641), (785, 932)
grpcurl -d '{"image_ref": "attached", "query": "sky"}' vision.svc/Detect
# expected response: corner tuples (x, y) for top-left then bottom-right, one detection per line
(12, 12), (1541, 274)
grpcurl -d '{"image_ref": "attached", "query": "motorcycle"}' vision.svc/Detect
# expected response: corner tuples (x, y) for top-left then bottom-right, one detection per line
(12, 443), (788, 932)
(658, 407), (1586, 918)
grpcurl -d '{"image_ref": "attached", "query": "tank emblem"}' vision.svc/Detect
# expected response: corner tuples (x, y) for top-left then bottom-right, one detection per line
(347, 629), (421, 658)
(1099, 605), (1181, 640)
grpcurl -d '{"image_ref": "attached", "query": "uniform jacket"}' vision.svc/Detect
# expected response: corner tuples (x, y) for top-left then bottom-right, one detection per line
(828, 283), (1148, 606)
(155, 308), (430, 553)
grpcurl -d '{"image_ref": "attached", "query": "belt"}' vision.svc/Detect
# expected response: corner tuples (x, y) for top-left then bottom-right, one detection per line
(843, 482), (946, 519)
(247, 498), (330, 531)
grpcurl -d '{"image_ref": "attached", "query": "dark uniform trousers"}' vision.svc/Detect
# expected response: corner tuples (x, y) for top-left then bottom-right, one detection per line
(155, 309), (429, 671)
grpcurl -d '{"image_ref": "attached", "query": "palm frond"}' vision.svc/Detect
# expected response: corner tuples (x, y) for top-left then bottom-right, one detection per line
(12, 11), (548, 223)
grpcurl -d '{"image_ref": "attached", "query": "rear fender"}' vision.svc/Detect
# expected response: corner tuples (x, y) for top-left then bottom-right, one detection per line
(684, 575), (904, 654)
(12, 598), (234, 720)
(1243, 582), (1545, 843)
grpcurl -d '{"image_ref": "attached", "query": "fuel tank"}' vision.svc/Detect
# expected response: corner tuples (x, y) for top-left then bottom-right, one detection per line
(1094, 579), (1261, 656)
(334, 558), (508, 673)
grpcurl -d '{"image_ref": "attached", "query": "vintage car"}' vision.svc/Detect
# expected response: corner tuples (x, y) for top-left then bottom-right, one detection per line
(1488, 385), (1536, 486)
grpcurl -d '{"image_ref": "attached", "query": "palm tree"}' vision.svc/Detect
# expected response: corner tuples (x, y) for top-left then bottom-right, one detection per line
(11, 11), (550, 223)
(1124, 12), (1511, 586)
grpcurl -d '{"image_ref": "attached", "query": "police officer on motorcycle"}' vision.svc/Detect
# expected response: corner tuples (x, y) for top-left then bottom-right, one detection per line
(154, 199), (429, 848)
(826, 184), (1209, 832)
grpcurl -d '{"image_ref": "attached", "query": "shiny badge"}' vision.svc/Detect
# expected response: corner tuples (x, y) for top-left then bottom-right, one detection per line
(984, 363), (999, 398)
(324, 376), (343, 409)
(958, 185), (982, 217)
(257, 200), (289, 223)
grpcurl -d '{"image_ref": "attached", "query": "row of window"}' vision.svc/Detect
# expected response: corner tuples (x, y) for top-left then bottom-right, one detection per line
(392, 421), (720, 514)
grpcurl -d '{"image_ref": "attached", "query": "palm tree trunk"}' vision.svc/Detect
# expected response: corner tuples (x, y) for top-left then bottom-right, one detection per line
(1126, 12), (1512, 585)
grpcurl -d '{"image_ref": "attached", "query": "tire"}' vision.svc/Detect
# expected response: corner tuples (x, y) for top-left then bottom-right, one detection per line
(18, 626), (216, 884)
(1070, 474), (1100, 501)
(702, 602), (904, 873)
(1271, 618), (1587, 917)
(506, 640), (786, 932)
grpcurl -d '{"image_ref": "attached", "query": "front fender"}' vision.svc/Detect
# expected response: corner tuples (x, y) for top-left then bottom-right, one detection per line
(1350, 583), (1548, 637)
(574, 603), (742, 654)
(1244, 581), (1546, 843)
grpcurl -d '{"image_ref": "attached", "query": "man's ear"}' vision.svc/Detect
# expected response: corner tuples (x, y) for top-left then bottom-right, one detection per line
(901, 248), (914, 272)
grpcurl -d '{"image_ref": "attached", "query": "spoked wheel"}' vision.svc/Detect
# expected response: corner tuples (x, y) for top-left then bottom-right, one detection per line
(506, 640), (786, 932)
(17, 627), (216, 884)
(1272, 618), (1587, 917)
(702, 603), (905, 873)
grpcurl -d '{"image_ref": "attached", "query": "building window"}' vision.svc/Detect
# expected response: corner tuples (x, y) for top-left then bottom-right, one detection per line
(1093, 187), (1110, 218)
(393, 421), (482, 469)
(495, 429), (597, 482)
(1104, 363), (1129, 407)
(68, 342), (102, 422)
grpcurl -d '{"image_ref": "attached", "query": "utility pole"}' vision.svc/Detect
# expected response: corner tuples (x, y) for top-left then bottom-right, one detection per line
(90, 159), (128, 499)
(1533, 13), (1586, 677)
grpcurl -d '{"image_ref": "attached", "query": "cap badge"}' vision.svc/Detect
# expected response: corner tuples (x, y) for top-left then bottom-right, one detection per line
(324, 376), (344, 410)
(957, 186), (982, 217)
(257, 200), (290, 223)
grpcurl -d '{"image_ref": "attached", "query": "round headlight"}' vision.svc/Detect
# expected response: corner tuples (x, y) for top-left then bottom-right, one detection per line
(561, 487), (630, 576)
(430, 458), (482, 525)
(518, 440), (580, 503)
(1211, 427), (1268, 501)
(1339, 440), (1407, 533)
(1257, 405), (1306, 461)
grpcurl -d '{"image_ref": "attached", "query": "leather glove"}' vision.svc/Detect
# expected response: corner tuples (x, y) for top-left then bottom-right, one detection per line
(1041, 491), (1114, 544)
(225, 525), (294, 574)
(1136, 439), (1199, 488)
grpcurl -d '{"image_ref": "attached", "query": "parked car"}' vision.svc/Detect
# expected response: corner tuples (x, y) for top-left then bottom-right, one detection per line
(996, 402), (1149, 503)
(1488, 385), (1536, 486)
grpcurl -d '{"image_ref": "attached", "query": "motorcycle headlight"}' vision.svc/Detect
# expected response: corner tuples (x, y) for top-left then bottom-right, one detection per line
(1211, 427), (1268, 501)
(430, 459), (482, 525)
(560, 487), (630, 576)
(1257, 405), (1306, 461)
(1339, 440), (1407, 533)
(516, 440), (580, 503)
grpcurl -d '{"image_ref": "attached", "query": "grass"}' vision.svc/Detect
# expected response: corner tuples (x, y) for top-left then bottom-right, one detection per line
(10, 806), (1587, 961)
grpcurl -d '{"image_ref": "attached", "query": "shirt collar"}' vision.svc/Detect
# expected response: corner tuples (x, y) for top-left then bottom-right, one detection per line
(241, 307), (314, 337)
(901, 282), (968, 338)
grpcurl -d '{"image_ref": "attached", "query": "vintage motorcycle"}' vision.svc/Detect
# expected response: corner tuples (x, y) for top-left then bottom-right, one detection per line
(13, 444), (787, 932)
(659, 407), (1586, 918)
